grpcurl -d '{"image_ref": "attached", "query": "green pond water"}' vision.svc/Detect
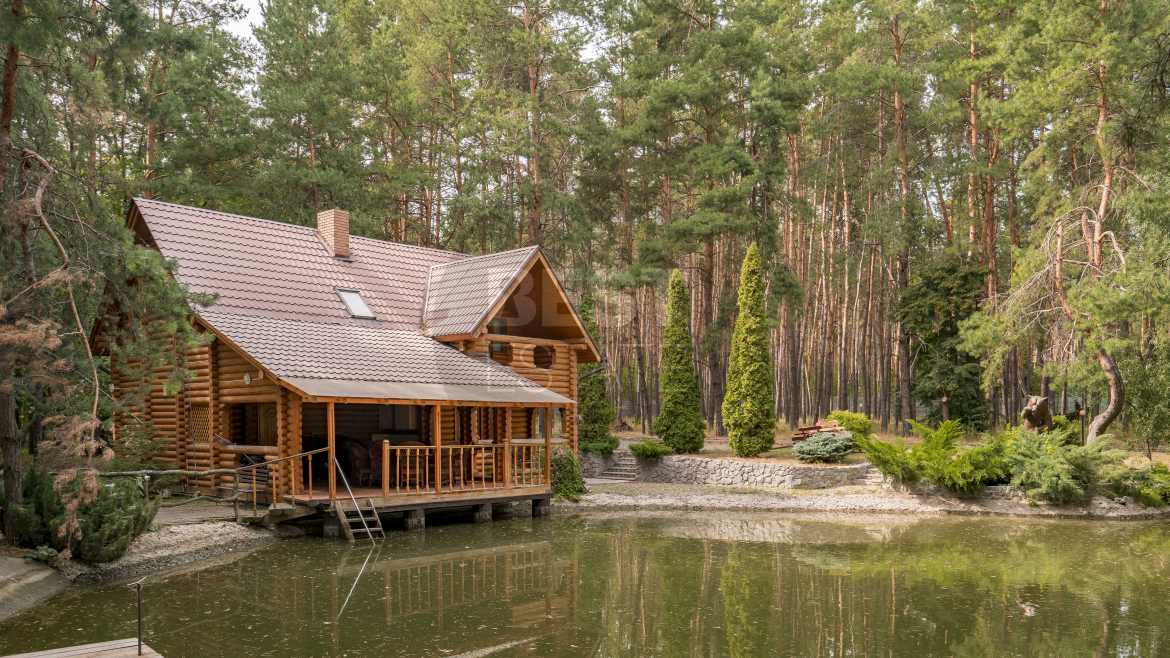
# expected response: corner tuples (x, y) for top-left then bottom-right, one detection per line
(2, 512), (1170, 657)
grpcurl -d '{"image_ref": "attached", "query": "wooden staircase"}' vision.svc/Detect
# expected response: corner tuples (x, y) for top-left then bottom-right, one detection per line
(337, 499), (385, 542)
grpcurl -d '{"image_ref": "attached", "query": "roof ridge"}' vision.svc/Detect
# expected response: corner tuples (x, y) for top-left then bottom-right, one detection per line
(134, 197), (469, 258)
(198, 310), (421, 333)
(428, 244), (539, 271)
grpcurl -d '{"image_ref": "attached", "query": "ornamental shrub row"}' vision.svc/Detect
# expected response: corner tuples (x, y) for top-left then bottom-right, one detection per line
(853, 422), (1139, 503)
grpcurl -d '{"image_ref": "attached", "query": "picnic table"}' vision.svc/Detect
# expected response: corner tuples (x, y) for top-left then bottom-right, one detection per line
(790, 419), (846, 444)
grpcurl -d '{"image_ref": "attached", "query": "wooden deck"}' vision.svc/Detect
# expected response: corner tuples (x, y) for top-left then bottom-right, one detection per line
(291, 484), (552, 513)
(2, 639), (161, 658)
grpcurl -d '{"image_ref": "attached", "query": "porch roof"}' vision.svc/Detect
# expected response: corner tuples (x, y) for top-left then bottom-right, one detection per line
(199, 311), (572, 404)
(282, 377), (572, 404)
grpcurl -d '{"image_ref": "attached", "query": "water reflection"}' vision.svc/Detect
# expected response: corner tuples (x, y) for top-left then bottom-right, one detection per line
(2, 513), (1169, 657)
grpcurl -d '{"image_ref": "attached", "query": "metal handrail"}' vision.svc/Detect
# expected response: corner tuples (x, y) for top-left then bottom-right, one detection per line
(232, 447), (330, 521)
(335, 457), (376, 544)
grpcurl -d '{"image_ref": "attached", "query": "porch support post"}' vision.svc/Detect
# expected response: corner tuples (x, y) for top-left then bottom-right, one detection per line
(504, 407), (512, 490)
(433, 405), (442, 493)
(544, 405), (551, 486)
(327, 401), (336, 504)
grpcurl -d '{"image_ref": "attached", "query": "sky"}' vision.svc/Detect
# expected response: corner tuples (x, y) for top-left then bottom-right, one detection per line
(226, 0), (263, 45)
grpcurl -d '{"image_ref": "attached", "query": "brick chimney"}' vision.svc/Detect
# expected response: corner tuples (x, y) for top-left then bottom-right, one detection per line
(317, 209), (350, 258)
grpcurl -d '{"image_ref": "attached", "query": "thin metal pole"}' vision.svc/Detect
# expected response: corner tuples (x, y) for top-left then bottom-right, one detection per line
(127, 576), (146, 655)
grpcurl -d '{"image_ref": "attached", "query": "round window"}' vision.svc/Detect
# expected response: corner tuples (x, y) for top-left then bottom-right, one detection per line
(533, 345), (554, 369)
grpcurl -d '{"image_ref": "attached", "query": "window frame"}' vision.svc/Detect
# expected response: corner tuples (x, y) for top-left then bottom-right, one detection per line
(336, 288), (376, 319)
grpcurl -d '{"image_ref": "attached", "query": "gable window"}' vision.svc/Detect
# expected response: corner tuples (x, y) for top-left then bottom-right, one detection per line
(337, 288), (375, 319)
(488, 318), (511, 356)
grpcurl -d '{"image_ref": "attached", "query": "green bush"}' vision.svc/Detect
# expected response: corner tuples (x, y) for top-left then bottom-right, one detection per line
(793, 432), (853, 463)
(854, 421), (1009, 493)
(550, 447), (586, 502)
(1005, 429), (1126, 503)
(629, 440), (672, 461)
(654, 270), (707, 453)
(1, 466), (160, 563)
(826, 410), (874, 440)
(1049, 415), (1080, 445)
(1107, 462), (1170, 506)
(579, 435), (620, 456)
(853, 435), (920, 483)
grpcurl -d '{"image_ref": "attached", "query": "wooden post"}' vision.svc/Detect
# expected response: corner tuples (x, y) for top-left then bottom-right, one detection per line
(381, 439), (390, 497)
(433, 405), (442, 493)
(504, 407), (512, 490)
(543, 405), (551, 486)
(276, 388), (286, 499)
(208, 340), (219, 494)
(327, 401), (336, 504)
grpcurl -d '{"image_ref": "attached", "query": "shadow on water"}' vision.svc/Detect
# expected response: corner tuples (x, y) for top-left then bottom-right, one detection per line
(2, 512), (1170, 657)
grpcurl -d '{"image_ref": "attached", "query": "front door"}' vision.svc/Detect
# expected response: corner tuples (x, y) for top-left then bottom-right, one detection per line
(258, 403), (278, 446)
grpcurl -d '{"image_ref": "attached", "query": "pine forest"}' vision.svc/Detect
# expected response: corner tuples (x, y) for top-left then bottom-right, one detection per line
(2, 0), (1170, 454)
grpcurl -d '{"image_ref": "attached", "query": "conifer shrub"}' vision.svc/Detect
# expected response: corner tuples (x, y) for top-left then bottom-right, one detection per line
(550, 447), (586, 502)
(1107, 462), (1170, 506)
(1, 466), (160, 563)
(793, 432), (853, 463)
(826, 410), (874, 440)
(579, 437), (620, 456)
(653, 270), (706, 453)
(723, 244), (777, 457)
(1005, 429), (1126, 503)
(853, 421), (1010, 493)
(629, 440), (672, 461)
(853, 436), (920, 483)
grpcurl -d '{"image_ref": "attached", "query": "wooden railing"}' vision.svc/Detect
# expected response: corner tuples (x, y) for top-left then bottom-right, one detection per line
(508, 444), (548, 487)
(379, 443), (549, 494)
(232, 447), (329, 520)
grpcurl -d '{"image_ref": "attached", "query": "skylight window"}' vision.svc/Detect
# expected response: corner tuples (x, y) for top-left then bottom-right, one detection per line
(337, 288), (375, 319)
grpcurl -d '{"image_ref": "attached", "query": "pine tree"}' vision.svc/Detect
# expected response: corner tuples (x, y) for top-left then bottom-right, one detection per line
(576, 292), (617, 452)
(723, 244), (776, 457)
(653, 270), (705, 453)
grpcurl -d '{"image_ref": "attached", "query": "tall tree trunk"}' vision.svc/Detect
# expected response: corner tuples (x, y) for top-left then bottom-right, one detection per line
(1, 346), (20, 542)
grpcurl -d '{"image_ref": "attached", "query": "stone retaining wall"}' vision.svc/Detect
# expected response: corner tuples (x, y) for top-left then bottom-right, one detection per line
(582, 450), (872, 490)
(639, 455), (873, 489)
(579, 451), (610, 478)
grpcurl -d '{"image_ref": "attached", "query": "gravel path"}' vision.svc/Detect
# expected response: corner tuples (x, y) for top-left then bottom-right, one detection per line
(57, 521), (304, 584)
(564, 481), (1169, 520)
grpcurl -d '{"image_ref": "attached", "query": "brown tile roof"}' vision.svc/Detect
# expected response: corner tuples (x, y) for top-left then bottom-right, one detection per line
(423, 246), (539, 337)
(133, 199), (580, 398)
(201, 311), (549, 391)
(133, 198), (468, 330)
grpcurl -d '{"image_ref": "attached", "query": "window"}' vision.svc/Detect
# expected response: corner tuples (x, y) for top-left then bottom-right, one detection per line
(379, 404), (419, 431)
(533, 345), (554, 369)
(488, 318), (509, 354)
(337, 288), (375, 319)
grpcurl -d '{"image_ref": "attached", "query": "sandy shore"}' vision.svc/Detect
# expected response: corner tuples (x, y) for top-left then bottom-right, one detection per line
(563, 481), (1170, 520)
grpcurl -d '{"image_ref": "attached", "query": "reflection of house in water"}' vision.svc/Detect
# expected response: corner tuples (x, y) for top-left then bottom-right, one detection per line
(326, 540), (580, 656)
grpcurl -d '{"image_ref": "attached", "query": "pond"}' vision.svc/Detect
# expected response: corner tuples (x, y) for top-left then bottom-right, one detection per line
(2, 512), (1169, 657)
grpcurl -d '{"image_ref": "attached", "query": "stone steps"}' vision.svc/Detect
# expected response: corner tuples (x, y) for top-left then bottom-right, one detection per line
(599, 451), (638, 481)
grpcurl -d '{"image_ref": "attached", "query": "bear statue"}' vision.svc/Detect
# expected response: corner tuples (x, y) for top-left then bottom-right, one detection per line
(1021, 396), (1053, 432)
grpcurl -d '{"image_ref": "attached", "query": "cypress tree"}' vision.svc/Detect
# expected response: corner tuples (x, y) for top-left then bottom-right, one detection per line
(653, 270), (706, 453)
(723, 244), (777, 457)
(576, 292), (617, 452)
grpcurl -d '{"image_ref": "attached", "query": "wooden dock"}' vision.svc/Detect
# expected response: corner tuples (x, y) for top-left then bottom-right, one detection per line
(2, 639), (162, 658)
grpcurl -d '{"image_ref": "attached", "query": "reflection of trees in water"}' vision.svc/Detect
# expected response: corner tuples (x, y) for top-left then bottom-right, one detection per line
(576, 516), (1170, 657)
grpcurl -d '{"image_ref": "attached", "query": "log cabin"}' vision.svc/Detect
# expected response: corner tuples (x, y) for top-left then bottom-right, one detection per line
(96, 199), (600, 533)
